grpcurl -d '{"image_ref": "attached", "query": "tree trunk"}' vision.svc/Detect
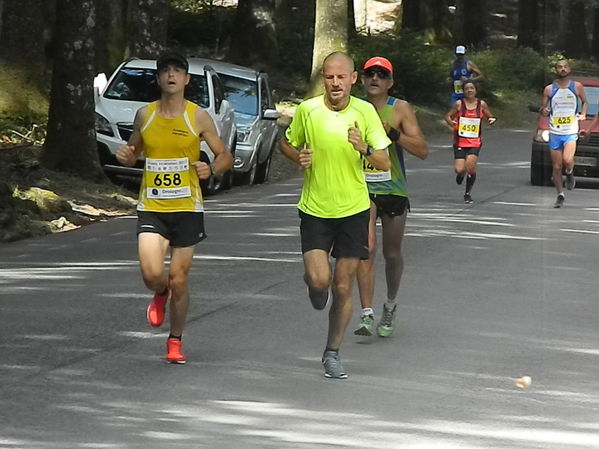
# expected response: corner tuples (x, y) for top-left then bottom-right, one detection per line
(592, 6), (599, 61)
(0, 0), (55, 66)
(42, 0), (104, 180)
(427, 0), (451, 43)
(457, 0), (486, 48)
(95, 0), (127, 73)
(560, 0), (588, 58)
(0, 0), (4, 44)
(274, 0), (315, 76)
(401, 0), (421, 31)
(347, 0), (359, 38)
(517, 0), (541, 50)
(229, 0), (277, 68)
(353, 0), (367, 34)
(309, 0), (348, 96)
(125, 0), (168, 59)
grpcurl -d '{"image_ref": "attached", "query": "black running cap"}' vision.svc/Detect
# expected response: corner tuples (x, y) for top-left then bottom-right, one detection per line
(156, 53), (189, 72)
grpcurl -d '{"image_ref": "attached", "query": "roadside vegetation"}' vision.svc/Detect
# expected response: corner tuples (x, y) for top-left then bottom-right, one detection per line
(2, 1), (599, 243)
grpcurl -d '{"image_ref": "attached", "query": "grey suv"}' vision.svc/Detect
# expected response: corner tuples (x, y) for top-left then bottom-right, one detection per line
(204, 60), (279, 185)
(94, 58), (237, 194)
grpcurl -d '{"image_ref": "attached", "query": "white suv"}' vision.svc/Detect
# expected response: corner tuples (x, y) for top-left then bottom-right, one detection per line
(94, 58), (237, 194)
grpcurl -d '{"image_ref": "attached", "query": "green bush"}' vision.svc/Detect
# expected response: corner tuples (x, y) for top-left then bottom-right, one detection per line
(474, 47), (545, 92)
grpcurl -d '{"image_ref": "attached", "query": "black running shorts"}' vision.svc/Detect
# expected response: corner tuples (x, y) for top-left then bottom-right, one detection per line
(370, 194), (410, 218)
(453, 145), (481, 159)
(137, 211), (206, 248)
(299, 209), (370, 260)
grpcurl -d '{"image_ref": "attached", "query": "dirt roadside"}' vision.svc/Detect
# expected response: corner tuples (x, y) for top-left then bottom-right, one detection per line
(0, 140), (301, 244)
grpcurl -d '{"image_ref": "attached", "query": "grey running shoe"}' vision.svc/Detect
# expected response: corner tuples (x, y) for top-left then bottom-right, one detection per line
(306, 286), (329, 310)
(354, 314), (374, 336)
(304, 274), (330, 310)
(322, 351), (347, 379)
(565, 172), (576, 190)
(554, 194), (565, 208)
(376, 304), (397, 337)
(464, 193), (473, 204)
(456, 173), (465, 185)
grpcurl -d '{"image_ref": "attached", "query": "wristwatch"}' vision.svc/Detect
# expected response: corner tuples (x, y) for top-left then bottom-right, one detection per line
(364, 146), (374, 157)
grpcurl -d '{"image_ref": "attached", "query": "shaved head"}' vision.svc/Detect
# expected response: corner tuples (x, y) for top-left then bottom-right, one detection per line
(323, 51), (355, 73)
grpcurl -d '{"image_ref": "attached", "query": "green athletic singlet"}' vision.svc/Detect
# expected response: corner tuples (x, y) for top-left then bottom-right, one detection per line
(365, 97), (408, 198)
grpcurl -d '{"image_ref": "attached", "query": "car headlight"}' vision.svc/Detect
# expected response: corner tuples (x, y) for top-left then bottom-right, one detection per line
(236, 127), (251, 143)
(95, 113), (114, 137)
(535, 129), (549, 143)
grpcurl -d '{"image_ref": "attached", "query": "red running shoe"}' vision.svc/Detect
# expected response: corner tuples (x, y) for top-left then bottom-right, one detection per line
(146, 288), (169, 327)
(166, 338), (186, 364)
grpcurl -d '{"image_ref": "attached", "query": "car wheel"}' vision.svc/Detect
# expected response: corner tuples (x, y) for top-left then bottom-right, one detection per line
(255, 147), (274, 184)
(235, 157), (258, 185)
(222, 170), (234, 190)
(530, 163), (552, 186)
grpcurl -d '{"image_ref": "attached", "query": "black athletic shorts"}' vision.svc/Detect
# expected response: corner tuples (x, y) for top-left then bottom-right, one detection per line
(299, 209), (370, 260)
(453, 145), (481, 159)
(137, 211), (206, 248)
(370, 194), (410, 218)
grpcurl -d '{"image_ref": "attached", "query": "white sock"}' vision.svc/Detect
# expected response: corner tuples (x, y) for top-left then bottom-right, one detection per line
(361, 307), (374, 316)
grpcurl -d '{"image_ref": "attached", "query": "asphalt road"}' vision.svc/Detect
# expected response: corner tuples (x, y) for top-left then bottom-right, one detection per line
(1, 127), (598, 449)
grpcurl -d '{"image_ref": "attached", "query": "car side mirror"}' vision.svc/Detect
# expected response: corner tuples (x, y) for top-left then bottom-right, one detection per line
(263, 108), (279, 120)
(93, 73), (108, 98)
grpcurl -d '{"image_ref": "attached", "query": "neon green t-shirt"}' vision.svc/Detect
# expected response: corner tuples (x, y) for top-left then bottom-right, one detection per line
(285, 95), (391, 218)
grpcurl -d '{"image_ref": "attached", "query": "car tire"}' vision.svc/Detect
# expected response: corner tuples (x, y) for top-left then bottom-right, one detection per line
(530, 163), (552, 186)
(235, 157), (258, 185)
(222, 170), (234, 190)
(255, 149), (273, 184)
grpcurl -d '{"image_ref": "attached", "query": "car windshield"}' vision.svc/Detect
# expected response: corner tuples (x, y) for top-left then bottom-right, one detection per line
(219, 74), (258, 116)
(584, 85), (599, 117)
(103, 68), (210, 108)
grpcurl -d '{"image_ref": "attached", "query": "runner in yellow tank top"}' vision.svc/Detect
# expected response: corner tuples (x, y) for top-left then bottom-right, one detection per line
(137, 100), (204, 213)
(116, 53), (233, 364)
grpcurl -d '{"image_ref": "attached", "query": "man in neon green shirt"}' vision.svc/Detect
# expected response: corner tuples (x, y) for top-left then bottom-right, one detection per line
(280, 51), (391, 379)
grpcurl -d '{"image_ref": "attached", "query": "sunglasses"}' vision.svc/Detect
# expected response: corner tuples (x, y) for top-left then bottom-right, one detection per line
(364, 68), (392, 79)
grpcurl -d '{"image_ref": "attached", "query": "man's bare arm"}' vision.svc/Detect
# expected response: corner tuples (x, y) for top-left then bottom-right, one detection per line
(393, 101), (428, 160)
(116, 107), (145, 166)
(195, 107), (233, 178)
(467, 61), (483, 82)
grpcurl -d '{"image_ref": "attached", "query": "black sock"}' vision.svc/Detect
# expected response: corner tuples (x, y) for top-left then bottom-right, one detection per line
(324, 347), (338, 354)
(466, 172), (477, 193)
(168, 334), (182, 340)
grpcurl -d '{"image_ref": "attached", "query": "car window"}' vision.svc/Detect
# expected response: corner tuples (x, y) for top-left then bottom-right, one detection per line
(584, 85), (599, 117)
(218, 73), (258, 116)
(186, 75), (210, 108)
(103, 67), (210, 108)
(104, 68), (160, 102)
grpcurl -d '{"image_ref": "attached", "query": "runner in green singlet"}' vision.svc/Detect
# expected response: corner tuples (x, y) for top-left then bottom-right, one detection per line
(353, 57), (428, 338)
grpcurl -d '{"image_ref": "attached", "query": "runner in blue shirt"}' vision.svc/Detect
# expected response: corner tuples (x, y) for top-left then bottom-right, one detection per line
(449, 45), (483, 105)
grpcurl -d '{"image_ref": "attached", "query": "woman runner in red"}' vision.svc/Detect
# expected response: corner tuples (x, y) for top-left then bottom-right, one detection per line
(445, 80), (496, 203)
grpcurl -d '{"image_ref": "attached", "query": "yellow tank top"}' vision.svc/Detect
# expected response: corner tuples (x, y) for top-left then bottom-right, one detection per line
(137, 100), (203, 212)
